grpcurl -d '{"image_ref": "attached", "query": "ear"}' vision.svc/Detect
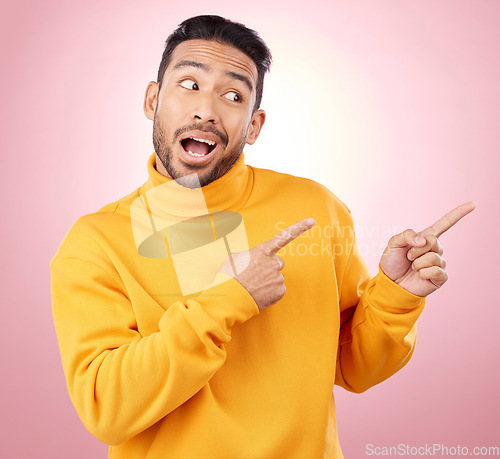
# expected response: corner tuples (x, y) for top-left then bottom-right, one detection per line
(246, 109), (266, 145)
(143, 81), (159, 121)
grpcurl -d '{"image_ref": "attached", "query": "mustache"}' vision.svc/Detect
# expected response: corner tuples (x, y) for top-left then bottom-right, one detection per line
(173, 123), (229, 148)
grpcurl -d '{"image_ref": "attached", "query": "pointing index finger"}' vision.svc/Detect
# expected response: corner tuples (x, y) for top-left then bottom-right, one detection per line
(265, 218), (316, 255)
(420, 201), (476, 238)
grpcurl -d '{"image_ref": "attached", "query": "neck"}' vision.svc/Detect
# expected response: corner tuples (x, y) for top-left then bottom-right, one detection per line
(144, 152), (254, 213)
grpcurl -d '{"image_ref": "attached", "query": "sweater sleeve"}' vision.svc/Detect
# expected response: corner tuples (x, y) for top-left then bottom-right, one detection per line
(50, 255), (259, 446)
(334, 232), (425, 394)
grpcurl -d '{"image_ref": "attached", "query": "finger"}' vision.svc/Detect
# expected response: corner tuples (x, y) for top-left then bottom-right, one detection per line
(417, 266), (448, 287)
(264, 218), (316, 255)
(387, 228), (426, 249)
(407, 235), (443, 261)
(420, 201), (476, 238)
(411, 252), (446, 271)
(275, 256), (285, 270)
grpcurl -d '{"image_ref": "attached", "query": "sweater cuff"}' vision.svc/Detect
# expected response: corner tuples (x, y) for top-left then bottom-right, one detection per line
(190, 273), (260, 334)
(369, 266), (426, 314)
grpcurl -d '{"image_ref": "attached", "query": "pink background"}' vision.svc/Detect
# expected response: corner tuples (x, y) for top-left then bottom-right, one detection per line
(1, 0), (498, 457)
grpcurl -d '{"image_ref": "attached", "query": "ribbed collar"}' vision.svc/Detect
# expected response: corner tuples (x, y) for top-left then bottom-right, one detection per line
(141, 152), (254, 213)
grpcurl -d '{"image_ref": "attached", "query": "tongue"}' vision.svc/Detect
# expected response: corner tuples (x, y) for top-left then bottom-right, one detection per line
(183, 139), (210, 155)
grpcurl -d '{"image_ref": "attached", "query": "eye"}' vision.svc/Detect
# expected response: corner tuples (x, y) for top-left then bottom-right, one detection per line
(180, 79), (199, 90)
(223, 91), (241, 103)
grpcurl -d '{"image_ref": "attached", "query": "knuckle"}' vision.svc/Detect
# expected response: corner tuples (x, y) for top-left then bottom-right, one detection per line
(276, 256), (285, 270)
(426, 234), (437, 244)
(428, 235), (439, 249)
(388, 233), (398, 243)
(279, 230), (292, 245)
(431, 252), (441, 264)
(261, 244), (273, 257)
(432, 252), (446, 268)
(403, 228), (416, 239)
(277, 274), (286, 296)
(435, 267), (446, 280)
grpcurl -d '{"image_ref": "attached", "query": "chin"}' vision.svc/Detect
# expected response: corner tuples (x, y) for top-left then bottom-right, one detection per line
(174, 174), (204, 189)
(170, 161), (215, 188)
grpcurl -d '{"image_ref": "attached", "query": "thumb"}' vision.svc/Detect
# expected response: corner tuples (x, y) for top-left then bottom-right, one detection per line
(387, 228), (426, 249)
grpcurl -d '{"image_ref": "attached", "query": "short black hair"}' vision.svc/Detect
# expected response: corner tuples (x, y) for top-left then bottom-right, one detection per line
(156, 15), (272, 112)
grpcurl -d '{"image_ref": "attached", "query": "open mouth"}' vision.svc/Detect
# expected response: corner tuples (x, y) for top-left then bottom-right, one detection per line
(181, 137), (218, 157)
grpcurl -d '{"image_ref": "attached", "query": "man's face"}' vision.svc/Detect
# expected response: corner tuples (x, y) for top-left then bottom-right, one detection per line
(145, 39), (265, 188)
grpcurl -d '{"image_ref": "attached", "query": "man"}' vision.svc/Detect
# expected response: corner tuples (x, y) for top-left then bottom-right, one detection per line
(51, 15), (474, 458)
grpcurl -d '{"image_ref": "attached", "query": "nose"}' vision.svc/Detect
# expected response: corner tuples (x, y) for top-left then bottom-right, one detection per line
(193, 92), (219, 124)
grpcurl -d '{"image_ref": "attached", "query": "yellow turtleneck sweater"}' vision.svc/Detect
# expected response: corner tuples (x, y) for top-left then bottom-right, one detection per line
(51, 153), (425, 458)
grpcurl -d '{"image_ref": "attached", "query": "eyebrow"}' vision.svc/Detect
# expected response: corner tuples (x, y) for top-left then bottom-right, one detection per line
(227, 71), (253, 92)
(173, 59), (254, 92)
(173, 59), (209, 71)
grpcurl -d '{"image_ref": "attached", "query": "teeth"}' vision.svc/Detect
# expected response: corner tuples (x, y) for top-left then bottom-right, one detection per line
(190, 137), (216, 146)
(187, 150), (205, 157)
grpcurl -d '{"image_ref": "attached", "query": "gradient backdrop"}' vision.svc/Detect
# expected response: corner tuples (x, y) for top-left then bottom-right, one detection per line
(1, 0), (498, 457)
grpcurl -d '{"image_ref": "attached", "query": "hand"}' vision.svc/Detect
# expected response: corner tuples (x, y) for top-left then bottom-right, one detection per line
(220, 218), (316, 311)
(380, 202), (476, 297)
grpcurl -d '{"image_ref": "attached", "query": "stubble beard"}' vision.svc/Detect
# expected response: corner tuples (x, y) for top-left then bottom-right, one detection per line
(153, 113), (247, 189)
